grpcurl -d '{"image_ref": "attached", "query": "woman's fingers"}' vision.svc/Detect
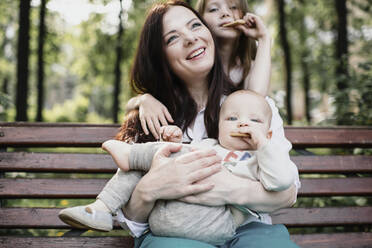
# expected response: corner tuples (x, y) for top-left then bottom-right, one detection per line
(188, 162), (222, 183)
(175, 149), (217, 164)
(183, 183), (215, 197)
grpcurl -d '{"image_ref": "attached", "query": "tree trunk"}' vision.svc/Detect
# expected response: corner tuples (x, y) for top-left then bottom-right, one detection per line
(16, 0), (31, 121)
(277, 0), (293, 124)
(36, 0), (47, 122)
(334, 0), (349, 124)
(113, 0), (124, 123)
(298, 0), (311, 124)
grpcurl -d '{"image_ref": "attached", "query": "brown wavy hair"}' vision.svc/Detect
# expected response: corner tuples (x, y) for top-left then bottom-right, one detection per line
(115, 110), (156, 143)
(130, 0), (236, 139)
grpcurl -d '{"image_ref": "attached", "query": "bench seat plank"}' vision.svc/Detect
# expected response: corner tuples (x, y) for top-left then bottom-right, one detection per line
(1, 207), (372, 228)
(1, 152), (371, 174)
(290, 232), (372, 248)
(1, 124), (372, 148)
(0, 236), (134, 248)
(1, 233), (372, 248)
(1, 178), (372, 198)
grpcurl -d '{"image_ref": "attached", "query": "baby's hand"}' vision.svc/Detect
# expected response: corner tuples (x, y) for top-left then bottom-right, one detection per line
(237, 121), (271, 150)
(160, 125), (183, 143)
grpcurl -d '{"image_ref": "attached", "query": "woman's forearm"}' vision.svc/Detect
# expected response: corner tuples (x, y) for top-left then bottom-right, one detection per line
(229, 177), (297, 213)
(122, 179), (156, 222)
(244, 35), (271, 96)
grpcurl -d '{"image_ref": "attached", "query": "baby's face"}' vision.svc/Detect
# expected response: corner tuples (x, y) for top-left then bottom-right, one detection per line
(218, 92), (271, 151)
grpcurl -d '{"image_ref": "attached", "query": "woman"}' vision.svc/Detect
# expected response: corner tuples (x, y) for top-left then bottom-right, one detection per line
(127, 0), (272, 140)
(115, 1), (298, 247)
(60, 1), (299, 247)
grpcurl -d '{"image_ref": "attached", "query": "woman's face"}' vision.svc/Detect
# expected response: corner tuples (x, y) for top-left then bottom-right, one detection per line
(202, 0), (242, 40)
(163, 6), (215, 83)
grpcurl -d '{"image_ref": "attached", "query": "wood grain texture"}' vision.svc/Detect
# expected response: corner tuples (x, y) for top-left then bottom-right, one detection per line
(1, 178), (371, 198)
(1, 123), (372, 148)
(0, 236), (134, 248)
(1, 207), (371, 228)
(1, 153), (371, 173)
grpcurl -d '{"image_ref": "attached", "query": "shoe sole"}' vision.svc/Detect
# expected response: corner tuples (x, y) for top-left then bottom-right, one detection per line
(59, 213), (111, 232)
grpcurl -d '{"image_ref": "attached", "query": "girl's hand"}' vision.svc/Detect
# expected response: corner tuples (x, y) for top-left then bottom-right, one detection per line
(160, 125), (183, 143)
(235, 13), (269, 40)
(139, 94), (174, 140)
(138, 144), (222, 203)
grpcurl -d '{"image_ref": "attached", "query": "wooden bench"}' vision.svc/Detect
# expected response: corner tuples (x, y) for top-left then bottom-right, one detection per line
(1, 122), (372, 247)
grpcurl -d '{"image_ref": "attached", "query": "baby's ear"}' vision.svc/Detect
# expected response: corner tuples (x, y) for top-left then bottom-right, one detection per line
(267, 130), (273, 139)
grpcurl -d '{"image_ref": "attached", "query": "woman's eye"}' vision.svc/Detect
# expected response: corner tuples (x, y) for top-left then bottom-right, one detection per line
(230, 5), (238, 10)
(166, 35), (178, 45)
(191, 22), (202, 29)
(227, 116), (238, 121)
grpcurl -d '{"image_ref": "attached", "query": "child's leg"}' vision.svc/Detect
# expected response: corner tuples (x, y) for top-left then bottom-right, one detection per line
(97, 169), (142, 213)
(102, 139), (132, 171)
(149, 200), (237, 245)
(59, 170), (142, 231)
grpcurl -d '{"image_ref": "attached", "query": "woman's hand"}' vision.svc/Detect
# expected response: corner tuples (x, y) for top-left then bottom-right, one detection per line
(236, 13), (269, 41)
(178, 167), (234, 206)
(138, 94), (174, 140)
(123, 144), (222, 222)
(141, 144), (223, 202)
(180, 168), (297, 213)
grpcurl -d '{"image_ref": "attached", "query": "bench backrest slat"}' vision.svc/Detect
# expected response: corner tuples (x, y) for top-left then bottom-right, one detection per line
(1, 153), (372, 174)
(1, 123), (372, 148)
(1, 178), (371, 198)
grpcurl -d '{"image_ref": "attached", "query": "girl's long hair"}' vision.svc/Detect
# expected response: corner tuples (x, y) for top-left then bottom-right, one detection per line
(130, 0), (235, 139)
(115, 110), (156, 143)
(195, 0), (257, 88)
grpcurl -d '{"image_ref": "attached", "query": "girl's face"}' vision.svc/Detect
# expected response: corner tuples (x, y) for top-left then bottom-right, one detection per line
(202, 0), (242, 40)
(163, 6), (215, 83)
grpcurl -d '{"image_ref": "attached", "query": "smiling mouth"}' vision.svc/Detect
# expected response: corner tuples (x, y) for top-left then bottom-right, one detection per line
(186, 48), (206, 60)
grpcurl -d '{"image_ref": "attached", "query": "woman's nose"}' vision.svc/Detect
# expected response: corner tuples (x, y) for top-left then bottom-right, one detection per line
(183, 33), (198, 46)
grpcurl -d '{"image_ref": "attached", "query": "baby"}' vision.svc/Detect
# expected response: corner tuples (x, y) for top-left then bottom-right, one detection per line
(59, 90), (298, 245)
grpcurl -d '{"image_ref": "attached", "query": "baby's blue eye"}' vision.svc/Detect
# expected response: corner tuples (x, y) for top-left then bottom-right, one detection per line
(251, 119), (261, 123)
(208, 7), (218, 12)
(227, 116), (238, 121)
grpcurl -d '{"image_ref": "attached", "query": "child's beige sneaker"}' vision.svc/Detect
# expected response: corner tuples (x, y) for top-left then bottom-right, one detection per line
(58, 206), (113, 232)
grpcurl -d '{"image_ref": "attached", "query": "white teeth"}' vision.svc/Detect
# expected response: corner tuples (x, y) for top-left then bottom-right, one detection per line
(188, 48), (205, 59)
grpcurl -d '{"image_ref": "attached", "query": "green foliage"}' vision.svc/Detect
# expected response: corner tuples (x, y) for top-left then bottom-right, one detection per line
(332, 61), (372, 125)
